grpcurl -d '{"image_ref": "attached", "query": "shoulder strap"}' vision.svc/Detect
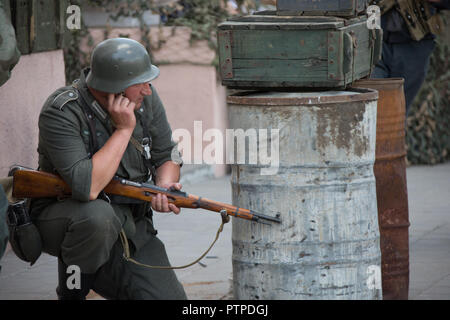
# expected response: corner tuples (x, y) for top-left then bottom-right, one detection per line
(51, 89), (79, 111)
(71, 82), (99, 156)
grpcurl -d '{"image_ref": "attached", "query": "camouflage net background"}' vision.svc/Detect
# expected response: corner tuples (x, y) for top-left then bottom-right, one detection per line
(405, 21), (450, 165)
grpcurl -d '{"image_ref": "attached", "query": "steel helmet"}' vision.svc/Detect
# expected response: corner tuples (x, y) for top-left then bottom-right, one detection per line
(86, 37), (159, 93)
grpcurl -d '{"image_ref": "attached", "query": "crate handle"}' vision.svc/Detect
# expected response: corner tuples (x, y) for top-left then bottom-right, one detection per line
(343, 32), (354, 76)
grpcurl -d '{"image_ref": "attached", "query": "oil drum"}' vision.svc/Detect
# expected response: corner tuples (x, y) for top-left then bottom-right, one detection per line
(227, 89), (382, 299)
(353, 78), (410, 300)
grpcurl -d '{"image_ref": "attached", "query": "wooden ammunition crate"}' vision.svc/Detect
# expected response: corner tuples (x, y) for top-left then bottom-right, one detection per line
(277, 0), (369, 17)
(217, 15), (382, 89)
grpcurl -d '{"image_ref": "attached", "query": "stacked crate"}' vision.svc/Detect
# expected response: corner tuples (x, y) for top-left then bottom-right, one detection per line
(218, 0), (381, 90)
(220, 1), (387, 301)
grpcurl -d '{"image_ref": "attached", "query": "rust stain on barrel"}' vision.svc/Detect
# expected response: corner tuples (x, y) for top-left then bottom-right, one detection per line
(316, 103), (368, 157)
(353, 78), (410, 300)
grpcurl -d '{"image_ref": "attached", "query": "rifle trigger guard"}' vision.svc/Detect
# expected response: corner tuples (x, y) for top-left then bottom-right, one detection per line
(220, 209), (230, 224)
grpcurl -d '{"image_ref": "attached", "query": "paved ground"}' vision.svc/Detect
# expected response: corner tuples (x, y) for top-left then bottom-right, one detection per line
(406, 162), (450, 299)
(0, 162), (449, 300)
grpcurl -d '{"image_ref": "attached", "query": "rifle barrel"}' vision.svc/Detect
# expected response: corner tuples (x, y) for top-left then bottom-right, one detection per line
(116, 178), (281, 224)
(250, 210), (282, 224)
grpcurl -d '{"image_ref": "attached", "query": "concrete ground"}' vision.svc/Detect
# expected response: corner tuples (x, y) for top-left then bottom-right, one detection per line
(0, 162), (449, 300)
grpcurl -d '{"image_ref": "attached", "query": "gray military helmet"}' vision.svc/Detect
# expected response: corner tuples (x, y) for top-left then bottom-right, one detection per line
(86, 37), (159, 93)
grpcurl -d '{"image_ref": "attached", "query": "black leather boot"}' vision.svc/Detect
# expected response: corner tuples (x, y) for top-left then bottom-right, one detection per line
(56, 257), (96, 300)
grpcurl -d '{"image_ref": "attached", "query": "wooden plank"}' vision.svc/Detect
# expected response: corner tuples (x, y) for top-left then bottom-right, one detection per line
(278, 0), (352, 11)
(222, 79), (346, 89)
(219, 21), (343, 31)
(339, 19), (372, 81)
(218, 30), (233, 79)
(327, 31), (343, 81)
(13, 0), (30, 54)
(232, 58), (328, 81)
(226, 14), (345, 24)
(30, 0), (57, 53)
(276, 0), (368, 17)
(231, 30), (328, 60)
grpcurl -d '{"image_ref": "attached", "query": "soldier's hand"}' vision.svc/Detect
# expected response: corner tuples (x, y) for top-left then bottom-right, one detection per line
(107, 93), (136, 131)
(151, 182), (182, 214)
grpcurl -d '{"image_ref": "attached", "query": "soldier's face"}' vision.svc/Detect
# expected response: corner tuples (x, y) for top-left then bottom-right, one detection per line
(124, 82), (152, 109)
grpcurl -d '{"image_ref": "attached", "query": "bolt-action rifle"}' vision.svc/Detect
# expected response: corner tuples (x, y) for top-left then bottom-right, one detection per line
(11, 168), (281, 225)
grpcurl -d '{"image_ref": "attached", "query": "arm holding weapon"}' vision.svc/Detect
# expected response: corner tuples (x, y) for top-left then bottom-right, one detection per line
(12, 169), (281, 225)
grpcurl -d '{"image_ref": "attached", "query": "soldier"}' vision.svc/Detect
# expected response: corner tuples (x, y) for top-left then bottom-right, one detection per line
(30, 37), (187, 300)
(370, 0), (450, 115)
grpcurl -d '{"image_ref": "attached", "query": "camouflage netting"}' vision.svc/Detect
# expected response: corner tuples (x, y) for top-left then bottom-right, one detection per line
(405, 27), (450, 165)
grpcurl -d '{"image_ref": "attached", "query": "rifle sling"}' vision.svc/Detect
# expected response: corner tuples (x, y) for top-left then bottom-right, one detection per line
(119, 211), (230, 270)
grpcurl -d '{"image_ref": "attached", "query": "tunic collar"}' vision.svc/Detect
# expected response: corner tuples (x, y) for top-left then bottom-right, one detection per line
(75, 68), (114, 134)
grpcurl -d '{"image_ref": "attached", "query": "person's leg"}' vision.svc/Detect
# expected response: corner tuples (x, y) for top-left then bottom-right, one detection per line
(56, 257), (96, 300)
(388, 39), (435, 115)
(93, 218), (187, 300)
(34, 198), (122, 299)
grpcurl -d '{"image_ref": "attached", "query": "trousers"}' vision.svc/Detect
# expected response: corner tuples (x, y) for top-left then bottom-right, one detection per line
(34, 198), (187, 300)
(371, 38), (436, 115)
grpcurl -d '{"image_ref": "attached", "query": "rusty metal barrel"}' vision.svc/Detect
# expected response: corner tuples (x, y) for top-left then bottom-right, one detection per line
(227, 89), (382, 300)
(353, 79), (410, 300)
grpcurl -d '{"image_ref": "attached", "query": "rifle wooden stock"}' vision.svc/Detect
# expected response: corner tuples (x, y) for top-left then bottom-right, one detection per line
(12, 169), (281, 224)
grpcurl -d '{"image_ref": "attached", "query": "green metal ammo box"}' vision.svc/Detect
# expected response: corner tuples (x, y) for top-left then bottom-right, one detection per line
(217, 14), (382, 89)
(277, 0), (369, 17)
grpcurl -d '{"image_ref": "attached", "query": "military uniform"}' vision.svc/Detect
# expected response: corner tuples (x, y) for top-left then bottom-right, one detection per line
(370, 0), (450, 114)
(30, 68), (186, 299)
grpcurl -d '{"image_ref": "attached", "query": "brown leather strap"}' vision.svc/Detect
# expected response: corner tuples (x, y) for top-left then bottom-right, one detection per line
(119, 211), (230, 269)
